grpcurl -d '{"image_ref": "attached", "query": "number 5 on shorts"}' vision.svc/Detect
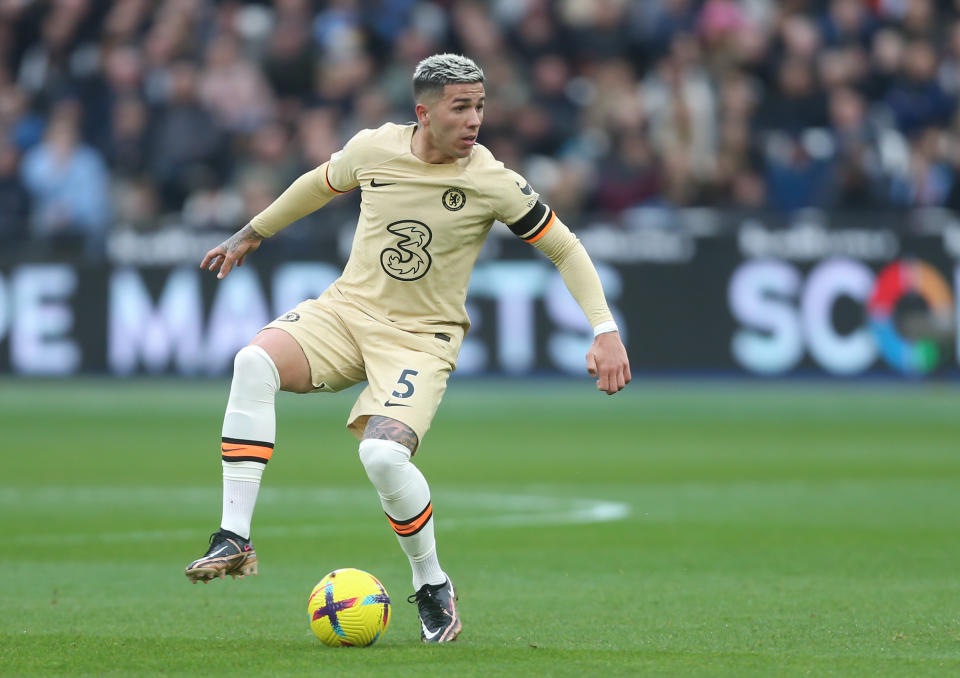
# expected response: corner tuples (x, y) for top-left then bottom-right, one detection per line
(392, 369), (418, 399)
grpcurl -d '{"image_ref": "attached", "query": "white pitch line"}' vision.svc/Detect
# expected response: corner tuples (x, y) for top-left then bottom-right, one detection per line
(5, 487), (630, 545)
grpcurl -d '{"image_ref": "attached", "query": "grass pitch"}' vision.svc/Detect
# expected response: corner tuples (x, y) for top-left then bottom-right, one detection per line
(3, 377), (960, 677)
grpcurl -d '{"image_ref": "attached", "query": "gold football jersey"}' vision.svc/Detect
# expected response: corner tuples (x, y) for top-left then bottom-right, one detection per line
(322, 122), (539, 338)
(250, 121), (614, 343)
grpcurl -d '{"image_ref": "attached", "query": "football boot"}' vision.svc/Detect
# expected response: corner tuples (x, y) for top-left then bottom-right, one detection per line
(184, 529), (258, 583)
(408, 578), (461, 642)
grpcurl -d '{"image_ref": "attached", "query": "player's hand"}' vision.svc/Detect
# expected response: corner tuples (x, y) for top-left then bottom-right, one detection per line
(586, 331), (631, 395)
(201, 224), (264, 279)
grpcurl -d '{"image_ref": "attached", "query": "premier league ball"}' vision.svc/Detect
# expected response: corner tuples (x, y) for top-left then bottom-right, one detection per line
(307, 568), (391, 647)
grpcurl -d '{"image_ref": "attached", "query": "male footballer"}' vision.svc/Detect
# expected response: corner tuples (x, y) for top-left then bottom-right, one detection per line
(185, 53), (631, 643)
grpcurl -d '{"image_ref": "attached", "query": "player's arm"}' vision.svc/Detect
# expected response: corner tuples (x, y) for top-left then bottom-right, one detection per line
(201, 162), (351, 279)
(201, 223), (264, 280)
(508, 201), (631, 394)
(249, 162), (352, 237)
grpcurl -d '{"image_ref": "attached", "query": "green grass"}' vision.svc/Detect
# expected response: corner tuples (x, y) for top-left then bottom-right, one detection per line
(3, 377), (960, 677)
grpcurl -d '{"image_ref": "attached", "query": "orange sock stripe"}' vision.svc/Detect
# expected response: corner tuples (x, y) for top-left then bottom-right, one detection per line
(386, 502), (433, 537)
(221, 442), (273, 463)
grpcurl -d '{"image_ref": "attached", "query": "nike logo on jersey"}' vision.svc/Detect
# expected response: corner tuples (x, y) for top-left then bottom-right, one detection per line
(384, 400), (412, 407)
(516, 181), (533, 195)
(370, 178), (396, 187)
(221, 447), (243, 453)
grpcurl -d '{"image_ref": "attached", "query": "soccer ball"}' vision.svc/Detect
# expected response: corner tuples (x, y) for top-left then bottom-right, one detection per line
(307, 568), (391, 647)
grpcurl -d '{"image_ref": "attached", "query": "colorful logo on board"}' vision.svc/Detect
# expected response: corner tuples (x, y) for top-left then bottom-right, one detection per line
(867, 260), (953, 375)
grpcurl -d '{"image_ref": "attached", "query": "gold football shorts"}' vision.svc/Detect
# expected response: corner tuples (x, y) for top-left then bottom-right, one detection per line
(263, 288), (458, 449)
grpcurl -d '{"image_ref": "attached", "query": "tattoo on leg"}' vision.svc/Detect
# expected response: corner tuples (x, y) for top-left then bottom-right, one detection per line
(363, 416), (419, 453)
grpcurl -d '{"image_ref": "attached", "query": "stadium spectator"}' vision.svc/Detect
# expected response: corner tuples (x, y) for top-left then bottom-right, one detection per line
(591, 130), (664, 213)
(296, 107), (341, 170)
(148, 59), (226, 211)
(235, 120), (301, 189)
(826, 86), (890, 207)
(754, 56), (829, 137)
(885, 39), (955, 136)
(639, 0), (699, 58)
(713, 71), (767, 207)
(101, 0), (151, 45)
(642, 34), (718, 205)
(0, 138), (30, 244)
(261, 16), (315, 121)
(506, 2), (569, 63)
(0, 82), (44, 151)
(559, 0), (639, 64)
(900, 0), (937, 41)
(20, 100), (111, 259)
(937, 20), (960, 97)
(16, 1), (94, 106)
(197, 33), (276, 133)
(106, 95), (150, 177)
(819, 0), (876, 48)
(763, 129), (837, 211)
(890, 125), (955, 206)
(78, 44), (145, 158)
(525, 53), (580, 155)
(863, 26), (905, 101)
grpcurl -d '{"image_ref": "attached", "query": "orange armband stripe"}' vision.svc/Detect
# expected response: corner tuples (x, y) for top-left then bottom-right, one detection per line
(526, 211), (555, 243)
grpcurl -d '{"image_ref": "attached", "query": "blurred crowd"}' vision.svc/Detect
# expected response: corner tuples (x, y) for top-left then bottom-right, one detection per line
(4, 0), (960, 260)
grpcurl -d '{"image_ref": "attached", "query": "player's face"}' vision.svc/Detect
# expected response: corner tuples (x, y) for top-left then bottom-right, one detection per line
(419, 82), (485, 163)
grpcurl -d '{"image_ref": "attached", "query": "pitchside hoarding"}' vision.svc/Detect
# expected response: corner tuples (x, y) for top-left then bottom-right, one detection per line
(0, 211), (957, 377)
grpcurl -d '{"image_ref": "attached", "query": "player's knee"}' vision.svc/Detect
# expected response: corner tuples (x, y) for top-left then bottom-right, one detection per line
(232, 345), (280, 393)
(358, 439), (410, 487)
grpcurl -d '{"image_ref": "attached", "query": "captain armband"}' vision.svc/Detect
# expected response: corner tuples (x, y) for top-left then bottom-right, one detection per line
(506, 201), (555, 243)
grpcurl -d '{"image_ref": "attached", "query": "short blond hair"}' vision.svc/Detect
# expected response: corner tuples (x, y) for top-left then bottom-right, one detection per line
(413, 53), (484, 102)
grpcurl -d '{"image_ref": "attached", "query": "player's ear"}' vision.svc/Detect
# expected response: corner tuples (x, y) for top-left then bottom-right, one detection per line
(414, 102), (429, 125)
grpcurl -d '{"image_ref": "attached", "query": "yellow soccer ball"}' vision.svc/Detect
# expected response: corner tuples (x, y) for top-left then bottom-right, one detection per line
(307, 568), (391, 647)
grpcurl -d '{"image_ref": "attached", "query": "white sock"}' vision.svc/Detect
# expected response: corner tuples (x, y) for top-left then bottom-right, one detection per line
(358, 438), (447, 590)
(219, 345), (279, 540)
(220, 468), (262, 539)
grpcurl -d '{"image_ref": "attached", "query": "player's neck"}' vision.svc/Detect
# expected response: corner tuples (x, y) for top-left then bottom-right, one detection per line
(411, 125), (459, 165)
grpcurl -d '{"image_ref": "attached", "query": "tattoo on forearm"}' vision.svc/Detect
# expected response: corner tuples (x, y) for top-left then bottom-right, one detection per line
(215, 225), (261, 259)
(225, 224), (261, 251)
(363, 416), (419, 453)
(239, 223), (263, 240)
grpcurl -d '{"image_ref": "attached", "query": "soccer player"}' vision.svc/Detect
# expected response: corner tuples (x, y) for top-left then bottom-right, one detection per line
(184, 53), (631, 643)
